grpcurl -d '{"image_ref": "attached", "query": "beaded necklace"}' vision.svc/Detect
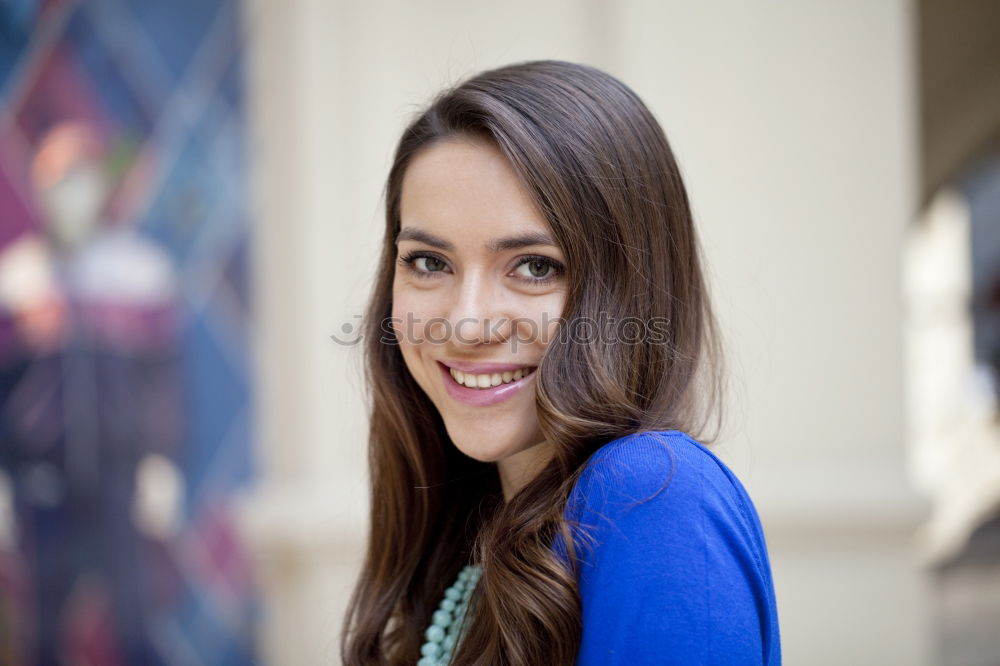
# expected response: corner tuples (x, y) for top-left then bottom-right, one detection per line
(417, 564), (482, 666)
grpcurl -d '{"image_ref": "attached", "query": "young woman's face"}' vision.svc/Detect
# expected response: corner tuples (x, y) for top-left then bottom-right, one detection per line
(392, 136), (566, 493)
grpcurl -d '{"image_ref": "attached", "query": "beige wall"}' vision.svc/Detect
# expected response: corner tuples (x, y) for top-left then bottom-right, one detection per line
(242, 1), (931, 664)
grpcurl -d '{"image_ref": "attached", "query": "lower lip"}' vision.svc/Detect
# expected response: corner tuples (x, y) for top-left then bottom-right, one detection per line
(438, 362), (537, 407)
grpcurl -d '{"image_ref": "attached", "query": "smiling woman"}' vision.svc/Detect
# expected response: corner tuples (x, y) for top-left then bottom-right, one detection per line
(341, 60), (781, 665)
(393, 136), (566, 495)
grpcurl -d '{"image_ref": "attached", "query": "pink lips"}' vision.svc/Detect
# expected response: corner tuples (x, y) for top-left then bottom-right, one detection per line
(437, 361), (537, 407)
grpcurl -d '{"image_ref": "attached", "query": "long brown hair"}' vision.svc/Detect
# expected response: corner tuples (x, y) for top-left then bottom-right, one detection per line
(341, 59), (726, 665)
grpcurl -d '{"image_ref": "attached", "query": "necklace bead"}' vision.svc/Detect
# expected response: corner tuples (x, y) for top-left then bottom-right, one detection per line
(417, 564), (482, 666)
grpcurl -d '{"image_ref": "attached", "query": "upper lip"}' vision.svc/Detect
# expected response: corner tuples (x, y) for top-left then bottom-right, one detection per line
(439, 360), (538, 374)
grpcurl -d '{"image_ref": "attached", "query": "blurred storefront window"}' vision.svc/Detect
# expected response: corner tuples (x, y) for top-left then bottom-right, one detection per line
(0, 1), (257, 664)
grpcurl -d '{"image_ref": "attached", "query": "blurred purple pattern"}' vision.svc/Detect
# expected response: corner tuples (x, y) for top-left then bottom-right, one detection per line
(0, 1), (257, 664)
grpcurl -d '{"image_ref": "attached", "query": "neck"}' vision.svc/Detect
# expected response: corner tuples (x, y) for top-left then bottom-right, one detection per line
(496, 440), (553, 502)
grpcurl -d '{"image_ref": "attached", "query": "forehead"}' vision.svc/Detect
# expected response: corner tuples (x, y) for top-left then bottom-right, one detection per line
(398, 137), (550, 242)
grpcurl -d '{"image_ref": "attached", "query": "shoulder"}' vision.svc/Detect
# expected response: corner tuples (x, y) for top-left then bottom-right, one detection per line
(562, 429), (782, 665)
(567, 429), (759, 542)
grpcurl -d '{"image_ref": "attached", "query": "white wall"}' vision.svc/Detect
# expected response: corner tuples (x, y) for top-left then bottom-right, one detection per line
(242, 1), (931, 664)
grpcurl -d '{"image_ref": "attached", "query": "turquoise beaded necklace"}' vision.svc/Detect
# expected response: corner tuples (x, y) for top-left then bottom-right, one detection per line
(417, 564), (482, 665)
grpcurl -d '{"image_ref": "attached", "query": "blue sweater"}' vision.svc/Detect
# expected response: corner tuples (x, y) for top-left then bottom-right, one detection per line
(555, 430), (782, 665)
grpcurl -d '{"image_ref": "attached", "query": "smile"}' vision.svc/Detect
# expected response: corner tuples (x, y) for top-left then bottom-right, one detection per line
(437, 361), (538, 407)
(448, 366), (536, 389)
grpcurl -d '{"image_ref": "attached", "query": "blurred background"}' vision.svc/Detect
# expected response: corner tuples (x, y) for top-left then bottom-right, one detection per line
(1, 1), (998, 665)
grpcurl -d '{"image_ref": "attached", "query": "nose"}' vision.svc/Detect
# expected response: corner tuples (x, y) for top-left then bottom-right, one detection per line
(444, 269), (512, 347)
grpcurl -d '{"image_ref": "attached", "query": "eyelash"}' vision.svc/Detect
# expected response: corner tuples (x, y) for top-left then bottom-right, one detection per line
(397, 251), (564, 286)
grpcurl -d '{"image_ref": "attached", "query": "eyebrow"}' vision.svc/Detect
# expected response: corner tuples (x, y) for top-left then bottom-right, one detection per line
(394, 227), (557, 253)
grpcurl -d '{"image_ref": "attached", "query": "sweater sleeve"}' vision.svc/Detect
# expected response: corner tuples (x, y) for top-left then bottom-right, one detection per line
(563, 431), (781, 666)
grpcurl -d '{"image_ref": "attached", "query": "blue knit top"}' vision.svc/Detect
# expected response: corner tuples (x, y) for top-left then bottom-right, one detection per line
(554, 429), (782, 665)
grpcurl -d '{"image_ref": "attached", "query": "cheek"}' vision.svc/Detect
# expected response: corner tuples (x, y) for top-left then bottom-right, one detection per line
(392, 283), (454, 370)
(391, 285), (420, 362)
(513, 294), (565, 350)
(393, 278), (460, 348)
(391, 298), (426, 391)
(392, 285), (432, 350)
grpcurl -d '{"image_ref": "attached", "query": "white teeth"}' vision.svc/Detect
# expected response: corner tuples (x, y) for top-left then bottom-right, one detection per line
(448, 366), (535, 390)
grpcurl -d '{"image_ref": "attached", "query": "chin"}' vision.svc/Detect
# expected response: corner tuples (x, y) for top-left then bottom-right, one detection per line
(443, 417), (536, 463)
(446, 426), (515, 463)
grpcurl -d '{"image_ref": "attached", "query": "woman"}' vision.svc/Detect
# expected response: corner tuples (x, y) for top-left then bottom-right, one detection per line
(341, 60), (781, 665)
